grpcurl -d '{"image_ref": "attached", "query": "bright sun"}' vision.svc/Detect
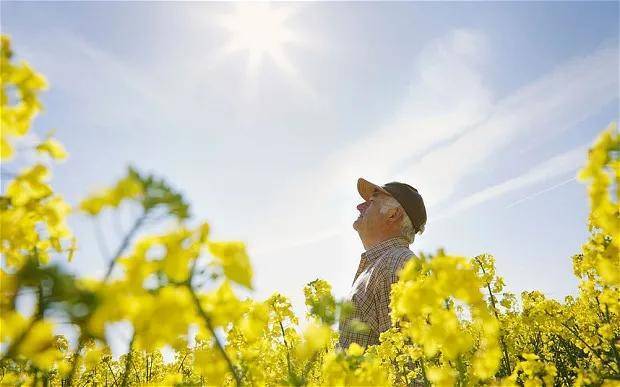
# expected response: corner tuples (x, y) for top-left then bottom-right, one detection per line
(218, 3), (300, 75)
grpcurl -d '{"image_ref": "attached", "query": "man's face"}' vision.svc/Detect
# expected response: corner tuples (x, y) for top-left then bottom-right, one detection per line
(353, 191), (390, 237)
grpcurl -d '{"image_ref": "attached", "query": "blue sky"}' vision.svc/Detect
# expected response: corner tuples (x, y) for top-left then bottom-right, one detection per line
(2, 2), (619, 318)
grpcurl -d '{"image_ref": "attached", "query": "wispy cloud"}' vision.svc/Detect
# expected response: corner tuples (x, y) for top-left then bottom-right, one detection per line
(431, 145), (587, 221)
(397, 43), (618, 208)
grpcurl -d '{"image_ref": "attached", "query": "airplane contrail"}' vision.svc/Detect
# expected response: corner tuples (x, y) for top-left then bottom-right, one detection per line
(506, 176), (577, 209)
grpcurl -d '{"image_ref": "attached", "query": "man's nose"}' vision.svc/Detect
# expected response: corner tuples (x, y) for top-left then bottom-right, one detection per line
(357, 202), (368, 211)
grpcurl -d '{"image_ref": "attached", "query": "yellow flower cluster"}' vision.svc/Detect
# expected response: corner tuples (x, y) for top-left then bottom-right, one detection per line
(576, 122), (619, 289)
(1, 36), (47, 160)
(79, 173), (144, 216)
(1, 35), (619, 386)
(1, 37), (74, 268)
(390, 253), (501, 385)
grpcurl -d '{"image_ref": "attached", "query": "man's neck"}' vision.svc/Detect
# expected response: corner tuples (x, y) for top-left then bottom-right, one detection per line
(361, 233), (402, 251)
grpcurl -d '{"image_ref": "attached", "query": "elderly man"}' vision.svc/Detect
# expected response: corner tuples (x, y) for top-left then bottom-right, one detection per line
(338, 178), (427, 349)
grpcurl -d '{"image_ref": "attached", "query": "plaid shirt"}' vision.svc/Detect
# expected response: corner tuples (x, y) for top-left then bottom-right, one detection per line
(338, 237), (414, 349)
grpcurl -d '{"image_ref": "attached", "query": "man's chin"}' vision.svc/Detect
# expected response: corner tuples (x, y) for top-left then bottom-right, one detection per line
(353, 218), (362, 230)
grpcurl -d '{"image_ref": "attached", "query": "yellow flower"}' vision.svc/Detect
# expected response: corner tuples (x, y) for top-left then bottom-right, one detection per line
(36, 137), (68, 160)
(1, 35), (48, 161)
(0, 311), (27, 342)
(194, 347), (231, 385)
(84, 345), (104, 370)
(132, 286), (195, 352)
(6, 164), (52, 206)
(208, 241), (253, 288)
(200, 281), (245, 327)
(79, 192), (108, 215)
(17, 320), (62, 370)
(79, 171), (144, 215)
(427, 365), (457, 387)
(346, 342), (364, 357)
(295, 322), (333, 361)
(237, 301), (269, 343)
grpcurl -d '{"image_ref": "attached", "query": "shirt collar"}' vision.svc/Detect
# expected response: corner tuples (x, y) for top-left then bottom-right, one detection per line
(361, 236), (409, 263)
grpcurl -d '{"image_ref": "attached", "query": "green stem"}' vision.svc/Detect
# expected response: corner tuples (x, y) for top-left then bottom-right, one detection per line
(0, 317), (39, 364)
(474, 257), (512, 375)
(131, 360), (141, 384)
(176, 353), (189, 373)
(419, 359), (431, 387)
(301, 352), (320, 384)
(120, 334), (135, 387)
(104, 211), (148, 281)
(557, 317), (618, 374)
(278, 319), (295, 382)
(105, 359), (119, 387)
(67, 336), (85, 386)
(603, 304), (620, 371)
(187, 282), (242, 386)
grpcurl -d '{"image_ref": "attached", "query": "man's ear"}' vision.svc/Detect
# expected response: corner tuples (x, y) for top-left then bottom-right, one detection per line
(388, 207), (404, 223)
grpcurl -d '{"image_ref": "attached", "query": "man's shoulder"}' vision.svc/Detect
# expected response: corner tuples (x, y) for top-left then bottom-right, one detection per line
(387, 246), (416, 264)
(368, 247), (415, 292)
(376, 246), (416, 273)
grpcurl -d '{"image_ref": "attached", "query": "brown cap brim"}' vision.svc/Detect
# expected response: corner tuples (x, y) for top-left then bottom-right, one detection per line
(357, 177), (391, 200)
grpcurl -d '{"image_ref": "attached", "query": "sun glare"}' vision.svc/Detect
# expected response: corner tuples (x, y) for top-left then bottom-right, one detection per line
(218, 3), (299, 75)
